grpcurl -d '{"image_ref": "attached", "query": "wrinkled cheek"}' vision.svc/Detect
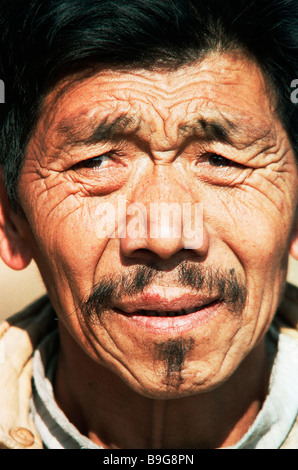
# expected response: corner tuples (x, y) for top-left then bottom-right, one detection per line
(236, 218), (287, 290)
(218, 199), (290, 275)
(60, 221), (102, 280)
(209, 201), (291, 336)
(241, 221), (288, 275)
(28, 202), (106, 308)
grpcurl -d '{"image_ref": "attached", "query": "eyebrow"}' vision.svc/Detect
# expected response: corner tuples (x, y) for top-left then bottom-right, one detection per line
(56, 115), (139, 147)
(55, 112), (271, 149)
(178, 118), (234, 144)
(86, 115), (138, 144)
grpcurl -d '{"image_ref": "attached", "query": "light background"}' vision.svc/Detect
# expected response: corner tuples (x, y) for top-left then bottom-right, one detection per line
(0, 255), (297, 321)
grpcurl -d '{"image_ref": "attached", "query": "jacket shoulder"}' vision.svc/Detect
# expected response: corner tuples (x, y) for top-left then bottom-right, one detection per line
(275, 283), (298, 338)
(0, 295), (56, 449)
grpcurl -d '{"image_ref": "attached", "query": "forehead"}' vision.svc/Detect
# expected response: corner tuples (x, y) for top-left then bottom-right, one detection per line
(35, 51), (277, 150)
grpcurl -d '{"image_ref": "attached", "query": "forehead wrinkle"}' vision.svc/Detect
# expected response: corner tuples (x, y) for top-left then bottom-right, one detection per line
(55, 107), (233, 148)
(52, 97), (277, 153)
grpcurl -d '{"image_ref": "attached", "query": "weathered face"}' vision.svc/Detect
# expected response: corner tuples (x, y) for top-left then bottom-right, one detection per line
(10, 52), (298, 397)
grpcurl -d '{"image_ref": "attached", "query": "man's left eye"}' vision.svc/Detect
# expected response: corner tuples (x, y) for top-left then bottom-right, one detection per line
(208, 154), (232, 167)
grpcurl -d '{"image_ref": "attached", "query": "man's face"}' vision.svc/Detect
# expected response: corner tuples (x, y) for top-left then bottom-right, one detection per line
(16, 52), (298, 397)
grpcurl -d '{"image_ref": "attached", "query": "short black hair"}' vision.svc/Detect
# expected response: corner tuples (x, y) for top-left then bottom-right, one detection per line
(0, 0), (298, 209)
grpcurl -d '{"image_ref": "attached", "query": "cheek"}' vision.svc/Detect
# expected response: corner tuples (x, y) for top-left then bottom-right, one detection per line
(204, 190), (291, 335)
(207, 190), (291, 274)
(27, 193), (111, 301)
(55, 212), (102, 270)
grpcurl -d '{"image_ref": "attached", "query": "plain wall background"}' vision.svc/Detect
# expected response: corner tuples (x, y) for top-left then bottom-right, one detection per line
(0, 255), (297, 321)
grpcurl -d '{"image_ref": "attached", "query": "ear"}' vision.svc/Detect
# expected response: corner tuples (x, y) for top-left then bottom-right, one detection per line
(289, 206), (298, 261)
(0, 172), (33, 270)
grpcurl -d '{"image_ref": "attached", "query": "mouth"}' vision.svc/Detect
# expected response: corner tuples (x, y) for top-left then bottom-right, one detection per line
(113, 289), (223, 332)
(117, 302), (219, 317)
(115, 287), (221, 315)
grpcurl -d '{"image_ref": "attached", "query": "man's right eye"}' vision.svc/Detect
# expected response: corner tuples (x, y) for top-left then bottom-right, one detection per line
(79, 155), (107, 170)
(72, 153), (114, 171)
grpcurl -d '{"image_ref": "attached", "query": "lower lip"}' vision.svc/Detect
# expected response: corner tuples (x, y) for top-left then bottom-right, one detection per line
(115, 301), (222, 334)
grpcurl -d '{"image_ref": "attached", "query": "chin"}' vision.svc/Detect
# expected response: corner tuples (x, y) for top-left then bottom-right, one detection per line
(122, 367), (219, 400)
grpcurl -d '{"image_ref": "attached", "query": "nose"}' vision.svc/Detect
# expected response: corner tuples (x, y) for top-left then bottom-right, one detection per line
(119, 167), (209, 261)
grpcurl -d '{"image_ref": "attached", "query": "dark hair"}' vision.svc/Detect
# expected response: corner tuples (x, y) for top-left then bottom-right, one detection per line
(0, 0), (298, 209)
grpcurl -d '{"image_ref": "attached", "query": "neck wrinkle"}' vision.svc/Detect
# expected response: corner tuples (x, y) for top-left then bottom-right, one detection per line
(150, 400), (166, 449)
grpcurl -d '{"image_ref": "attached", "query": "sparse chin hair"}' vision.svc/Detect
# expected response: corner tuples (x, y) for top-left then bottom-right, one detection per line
(153, 338), (195, 390)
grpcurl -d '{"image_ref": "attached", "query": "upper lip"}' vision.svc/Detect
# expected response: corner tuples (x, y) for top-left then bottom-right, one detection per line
(115, 287), (220, 314)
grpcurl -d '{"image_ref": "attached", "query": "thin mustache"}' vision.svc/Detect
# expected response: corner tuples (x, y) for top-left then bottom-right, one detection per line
(79, 262), (247, 322)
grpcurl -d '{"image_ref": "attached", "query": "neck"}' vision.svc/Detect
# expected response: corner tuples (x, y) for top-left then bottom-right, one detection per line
(54, 325), (269, 449)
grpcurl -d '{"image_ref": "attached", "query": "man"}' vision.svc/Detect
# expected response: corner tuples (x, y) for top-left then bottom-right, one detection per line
(0, 0), (297, 450)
